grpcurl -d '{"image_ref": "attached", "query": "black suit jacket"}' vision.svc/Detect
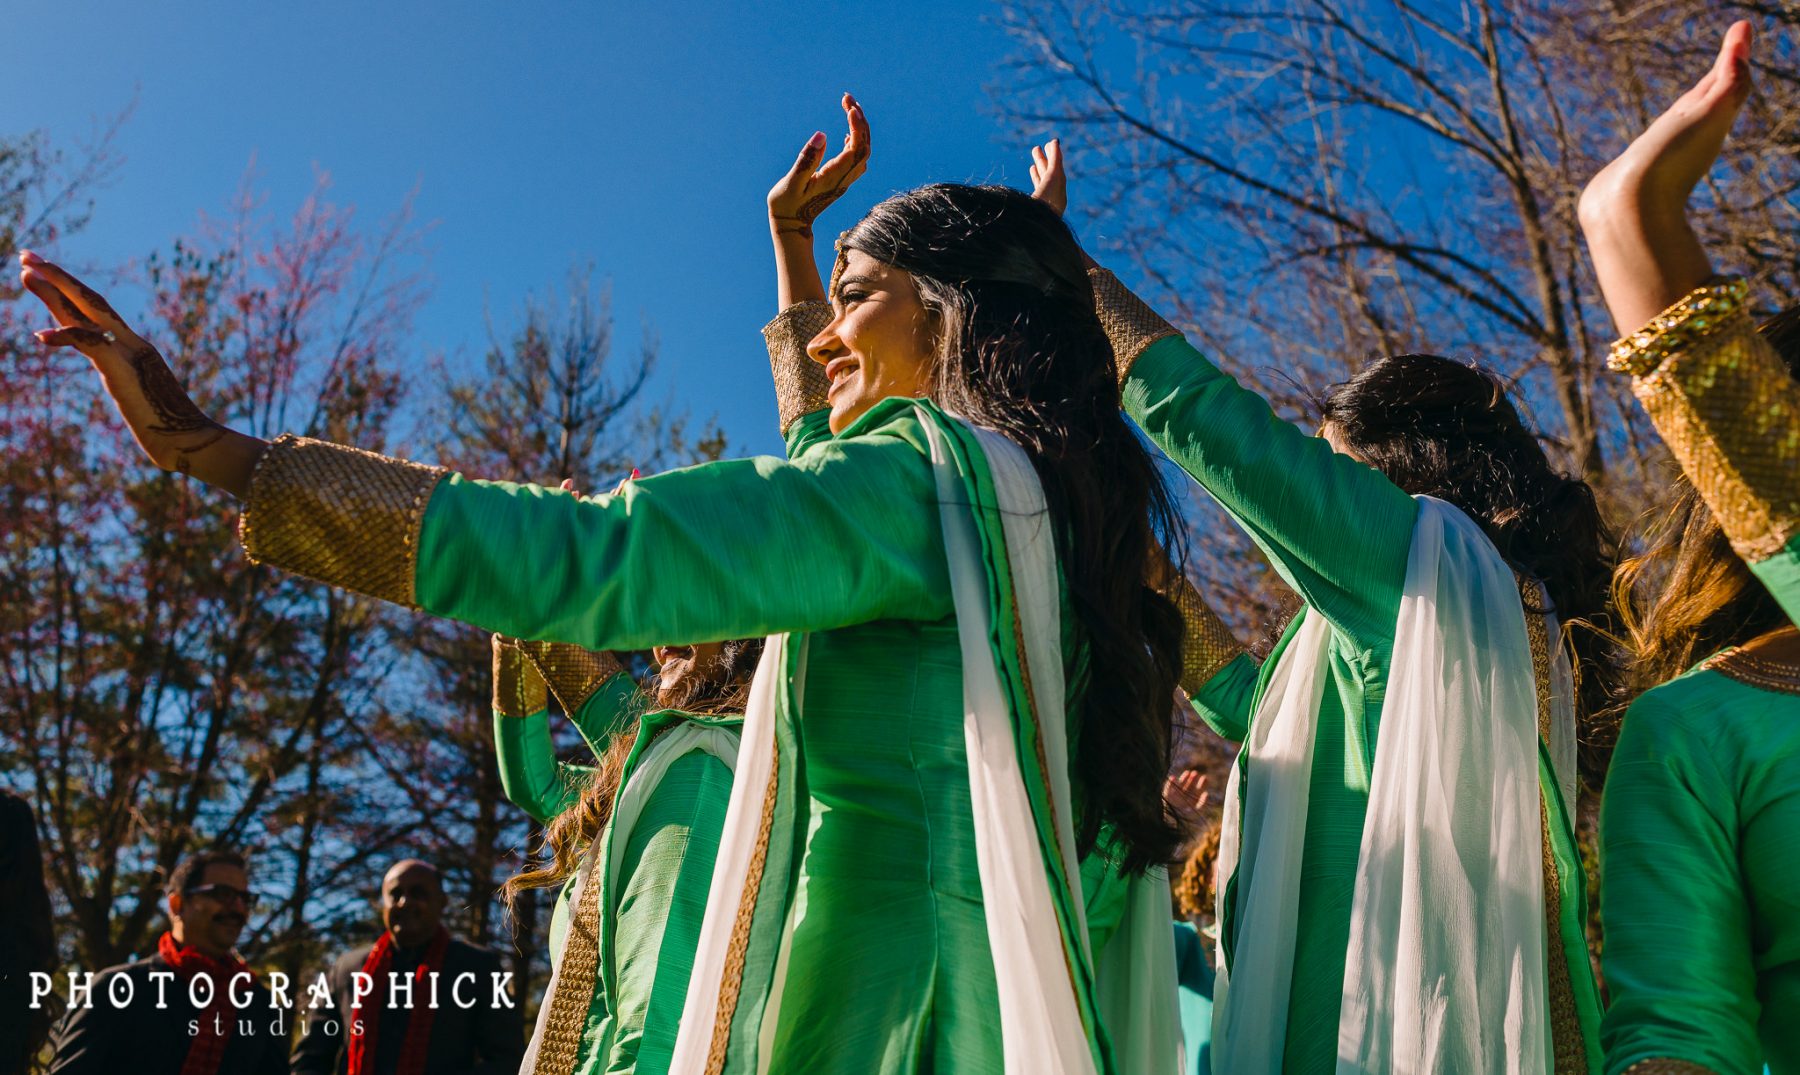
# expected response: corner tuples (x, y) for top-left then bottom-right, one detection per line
(289, 936), (523, 1075)
(47, 955), (290, 1075)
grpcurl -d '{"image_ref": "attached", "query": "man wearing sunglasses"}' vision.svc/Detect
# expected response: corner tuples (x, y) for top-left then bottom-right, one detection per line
(47, 849), (289, 1074)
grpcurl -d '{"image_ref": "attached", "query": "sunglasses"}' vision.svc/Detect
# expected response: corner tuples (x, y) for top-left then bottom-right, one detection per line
(184, 884), (259, 909)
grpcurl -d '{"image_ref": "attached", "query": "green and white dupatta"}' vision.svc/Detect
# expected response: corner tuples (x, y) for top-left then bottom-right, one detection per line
(666, 402), (1181, 1074)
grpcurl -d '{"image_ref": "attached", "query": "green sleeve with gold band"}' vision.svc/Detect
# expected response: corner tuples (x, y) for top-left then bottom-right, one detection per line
(1609, 278), (1800, 625)
(1093, 267), (1417, 655)
(491, 637), (636, 824)
(765, 300), (834, 459)
(240, 400), (953, 653)
(1152, 555), (1257, 742)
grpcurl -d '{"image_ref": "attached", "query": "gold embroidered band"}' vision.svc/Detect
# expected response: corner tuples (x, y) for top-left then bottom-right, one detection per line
(529, 860), (604, 1075)
(1700, 625), (1800, 696)
(1088, 267), (1179, 383)
(491, 637), (549, 718)
(515, 641), (624, 716)
(1622, 1061), (1719, 1074)
(763, 301), (834, 435)
(1614, 280), (1800, 562)
(239, 434), (447, 607)
(1150, 558), (1245, 698)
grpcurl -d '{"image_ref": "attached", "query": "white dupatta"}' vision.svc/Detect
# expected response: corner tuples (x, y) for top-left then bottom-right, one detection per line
(1212, 497), (1570, 1074)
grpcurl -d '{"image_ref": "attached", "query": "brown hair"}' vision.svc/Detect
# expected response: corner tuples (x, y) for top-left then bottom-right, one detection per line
(1613, 306), (1800, 700)
(503, 639), (762, 906)
(1171, 817), (1223, 922)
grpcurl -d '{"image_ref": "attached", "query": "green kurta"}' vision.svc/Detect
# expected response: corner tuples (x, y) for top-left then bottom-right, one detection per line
(493, 666), (737, 1075)
(1600, 658), (1800, 1075)
(1112, 288), (1597, 1070)
(261, 398), (1082, 1071)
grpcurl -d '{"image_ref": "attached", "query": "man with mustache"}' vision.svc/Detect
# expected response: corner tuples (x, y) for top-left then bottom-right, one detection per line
(48, 849), (290, 1074)
(293, 860), (523, 1075)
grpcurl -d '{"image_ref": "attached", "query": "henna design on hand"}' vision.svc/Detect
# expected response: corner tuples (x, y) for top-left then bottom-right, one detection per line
(126, 343), (226, 467)
(73, 279), (124, 323)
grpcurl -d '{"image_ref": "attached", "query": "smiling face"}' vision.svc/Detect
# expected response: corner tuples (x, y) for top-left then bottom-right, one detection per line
(169, 862), (251, 959)
(809, 249), (938, 433)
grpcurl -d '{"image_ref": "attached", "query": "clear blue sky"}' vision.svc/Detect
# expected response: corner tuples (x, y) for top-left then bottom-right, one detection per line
(1, 1), (1047, 458)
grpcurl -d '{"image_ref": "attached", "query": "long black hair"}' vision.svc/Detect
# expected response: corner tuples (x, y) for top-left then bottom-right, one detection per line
(1319, 354), (1621, 786)
(841, 183), (1186, 872)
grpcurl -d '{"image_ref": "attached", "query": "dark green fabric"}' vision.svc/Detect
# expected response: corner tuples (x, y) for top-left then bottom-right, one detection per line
(1752, 533), (1800, 628)
(1601, 663), (1800, 1075)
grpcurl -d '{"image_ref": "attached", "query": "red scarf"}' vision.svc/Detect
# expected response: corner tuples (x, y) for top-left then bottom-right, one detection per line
(156, 931), (255, 1075)
(347, 926), (450, 1075)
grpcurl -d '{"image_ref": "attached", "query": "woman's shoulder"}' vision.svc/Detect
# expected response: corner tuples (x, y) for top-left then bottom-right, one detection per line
(1623, 636), (1800, 765)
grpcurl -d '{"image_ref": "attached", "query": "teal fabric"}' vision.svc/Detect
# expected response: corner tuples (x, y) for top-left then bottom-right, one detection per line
(1172, 921), (1215, 1075)
(1752, 533), (1800, 628)
(1125, 332), (1600, 1070)
(1601, 662), (1800, 1075)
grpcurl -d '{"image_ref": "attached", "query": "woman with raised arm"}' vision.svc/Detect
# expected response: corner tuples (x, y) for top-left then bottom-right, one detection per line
(1031, 139), (1615, 1071)
(1579, 22), (1800, 1075)
(17, 122), (1185, 1072)
(491, 633), (754, 1075)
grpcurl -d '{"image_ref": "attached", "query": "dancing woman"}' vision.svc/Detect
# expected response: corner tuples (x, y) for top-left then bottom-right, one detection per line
(1032, 142), (1615, 1071)
(491, 635), (757, 1075)
(1579, 22), (1800, 1074)
(18, 155), (1185, 1073)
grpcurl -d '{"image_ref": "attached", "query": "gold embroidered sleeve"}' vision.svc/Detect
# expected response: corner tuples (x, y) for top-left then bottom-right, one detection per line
(1089, 267), (1180, 383)
(763, 301), (833, 435)
(1622, 1061), (1719, 1074)
(512, 640), (624, 715)
(238, 434), (447, 607)
(1150, 557), (1245, 698)
(491, 636), (548, 718)
(1611, 280), (1800, 562)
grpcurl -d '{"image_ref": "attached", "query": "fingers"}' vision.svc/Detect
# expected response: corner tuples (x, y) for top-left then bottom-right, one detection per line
(783, 131), (828, 185)
(842, 93), (870, 166)
(35, 325), (113, 351)
(20, 269), (95, 329)
(16, 252), (126, 330)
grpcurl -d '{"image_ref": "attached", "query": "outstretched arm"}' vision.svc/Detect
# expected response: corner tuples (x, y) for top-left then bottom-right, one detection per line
(1580, 22), (1800, 615)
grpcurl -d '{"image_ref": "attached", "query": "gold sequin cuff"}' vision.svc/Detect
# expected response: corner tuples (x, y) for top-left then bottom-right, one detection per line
(1624, 286), (1800, 562)
(513, 640), (623, 715)
(1089, 268), (1179, 383)
(1608, 278), (1750, 376)
(763, 301), (833, 435)
(1623, 1061), (1718, 1074)
(1151, 558), (1244, 697)
(239, 434), (447, 607)
(491, 636), (548, 718)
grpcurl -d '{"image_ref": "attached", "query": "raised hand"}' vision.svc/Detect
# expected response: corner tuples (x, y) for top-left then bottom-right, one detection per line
(1164, 768), (1209, 829)
(1028, 138), (1066, 216)
(17, 251), (265, 495)
(768, 94), (870, 243)
(1579, 21), (1754, 333)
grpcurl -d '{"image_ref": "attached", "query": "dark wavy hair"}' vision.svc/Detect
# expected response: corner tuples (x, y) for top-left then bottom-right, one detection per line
(839, 183), (1186, 873)
(504, 639), (763, 905)
(1615, 307), (1799, 696)
(1319, 354), (1621, 786)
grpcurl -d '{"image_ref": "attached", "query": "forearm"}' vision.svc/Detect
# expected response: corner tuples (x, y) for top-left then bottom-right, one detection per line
(1581, 194), (1714, 337)
(771, 228), (826, 309)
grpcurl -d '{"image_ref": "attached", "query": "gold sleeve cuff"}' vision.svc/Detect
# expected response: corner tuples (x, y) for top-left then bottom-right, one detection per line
(1618, 281), (1800, 562)
(513, 640), (624, 715)
(491, 636), (548, 718)
(239, 434), (447, 607)
(764, 301), (833, 435)
(1089, 267), (1179, 383)
(1623, 1061), (1718, 1074)
(1607, 278), (1749, 376)
(1151, 557), (1245, 698)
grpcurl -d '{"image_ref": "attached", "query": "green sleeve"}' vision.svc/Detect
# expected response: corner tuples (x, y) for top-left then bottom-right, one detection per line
(1751, 533), (1800, 628)
(604, 750), (735, 1074)
(1599, 691), (1760, 1075)
(784, 409), (833, 459)
(1187, 652), (1259, 743)
(492, 710), (582, 825)
(415, 403), (952, 649)
(1124, 335), (1417, 643)
(569, 672), (638, 760)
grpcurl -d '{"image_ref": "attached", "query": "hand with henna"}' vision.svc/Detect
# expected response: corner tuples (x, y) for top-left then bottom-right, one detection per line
(1579, 21), (1754, 335)
(1025, 138), (1095, 269)
(17, 251), (267, 496)
(768, 93), (870, 309)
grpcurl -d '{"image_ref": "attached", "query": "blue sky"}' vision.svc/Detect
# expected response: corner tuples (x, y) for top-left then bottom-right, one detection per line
(2, 1), (1052, 459)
